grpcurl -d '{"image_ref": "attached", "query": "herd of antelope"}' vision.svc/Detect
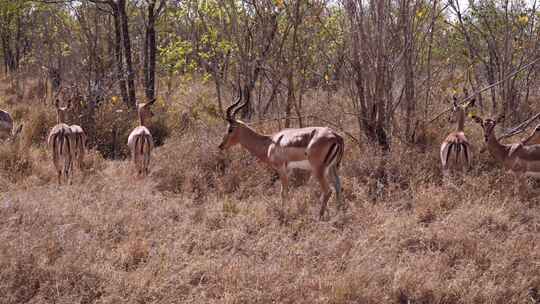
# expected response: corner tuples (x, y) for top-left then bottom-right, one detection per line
(1, 90), (540, 218)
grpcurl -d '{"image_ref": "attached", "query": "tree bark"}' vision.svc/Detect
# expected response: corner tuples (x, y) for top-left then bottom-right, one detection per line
(112, 4), (128, 106)
(118, 0), (136, 108)
(143, 0), (164, 101)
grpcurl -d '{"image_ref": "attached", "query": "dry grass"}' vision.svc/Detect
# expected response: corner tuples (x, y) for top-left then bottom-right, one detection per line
(1, 80), (540, 303)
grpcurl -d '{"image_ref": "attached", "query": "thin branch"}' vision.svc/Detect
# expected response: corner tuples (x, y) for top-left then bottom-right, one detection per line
(498, 112), (540, 140)
(427, 56), (540, 124)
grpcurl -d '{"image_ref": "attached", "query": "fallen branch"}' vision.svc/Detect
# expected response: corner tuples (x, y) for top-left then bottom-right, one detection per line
(427, 57), (540, 124)
(497, 112), (540, 141)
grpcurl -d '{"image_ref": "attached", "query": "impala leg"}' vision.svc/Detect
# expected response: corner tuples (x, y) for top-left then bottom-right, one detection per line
(516, 172), (529, 198)
(66, 138), (73, 185)
(143, 145), (151, 177)
(278, 167), (289, 211)
(54, 158), (62, 186)
(330, 166), (343, 211)
(315, 170), (332, 220)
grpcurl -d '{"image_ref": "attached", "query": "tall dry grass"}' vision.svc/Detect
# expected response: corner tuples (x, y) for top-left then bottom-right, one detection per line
(1, 78), (540, 303)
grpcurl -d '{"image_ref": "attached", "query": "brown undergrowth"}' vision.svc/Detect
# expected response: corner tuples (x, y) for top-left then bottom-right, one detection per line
(1, 81), (540, 303)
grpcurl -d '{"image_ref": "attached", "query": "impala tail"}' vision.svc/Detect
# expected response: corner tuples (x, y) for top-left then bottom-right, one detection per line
(142, 133), (152, 174)
(323, 135), (344, 209)
(133, 133), (153, 176)
(440, 140), (470, 169)
(324, 135), (345, 170)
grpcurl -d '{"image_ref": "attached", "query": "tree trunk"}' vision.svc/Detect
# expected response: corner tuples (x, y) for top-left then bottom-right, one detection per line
(401, 0), (415, 143)
(144, 0), (158, 101)
(118, 0), (136, 108)
(112, 4), (128, 106)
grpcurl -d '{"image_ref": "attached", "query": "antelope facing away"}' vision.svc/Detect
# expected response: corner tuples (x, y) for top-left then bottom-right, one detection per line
(127, 99), (155, 177)
(440, 97), (475, 174)
(472, 115), (540, 195)
(48, 99), (73, 185)
(218, 93), (344, 220)
(0, 109), (23, 142)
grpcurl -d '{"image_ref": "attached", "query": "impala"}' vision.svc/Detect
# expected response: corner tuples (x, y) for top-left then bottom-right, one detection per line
(440, 97), (475, 173)
(127, 99), (155, 177)
(472, 115), (540, 195)
(48, 99), (73, 185)
(218, 92), (344, 219)
(0, 109), (23, 142)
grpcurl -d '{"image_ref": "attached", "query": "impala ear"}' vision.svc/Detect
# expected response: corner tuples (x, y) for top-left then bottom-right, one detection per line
(467, 98), (476, 108)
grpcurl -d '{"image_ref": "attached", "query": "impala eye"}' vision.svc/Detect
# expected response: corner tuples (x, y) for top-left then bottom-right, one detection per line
(228, 128), (233, 133)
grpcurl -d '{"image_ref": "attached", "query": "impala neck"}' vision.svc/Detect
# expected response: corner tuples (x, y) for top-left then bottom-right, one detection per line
(486, 130), (510, 162)
(237, 124), (272, 162)
(139, 112), (149, 127)
(456, 109), (465, 132)
(56, 109), (66, 124)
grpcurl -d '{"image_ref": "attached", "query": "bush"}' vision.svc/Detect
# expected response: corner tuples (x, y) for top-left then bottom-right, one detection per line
(23, 106), (56, 147)
(94, 106), (134, 159)
(0, 143), (33, 184)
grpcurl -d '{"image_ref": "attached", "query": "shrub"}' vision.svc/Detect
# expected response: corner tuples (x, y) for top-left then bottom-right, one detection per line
(0, 143), (33, 184)
(93, 101), (135, 159)
(22, 106), (56, 147)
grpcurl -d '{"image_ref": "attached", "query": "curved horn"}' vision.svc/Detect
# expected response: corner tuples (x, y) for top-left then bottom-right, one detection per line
(225, 89), (243, 121)
(232, 97), (249, 120)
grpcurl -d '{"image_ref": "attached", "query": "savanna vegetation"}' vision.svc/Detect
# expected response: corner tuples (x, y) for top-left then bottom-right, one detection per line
(1, 0), (540, 303)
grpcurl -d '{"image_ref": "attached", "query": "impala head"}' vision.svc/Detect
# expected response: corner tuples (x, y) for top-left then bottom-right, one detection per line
(449, 96), (475, 124)
(137, 98), (156, 126)
(472, 114), (505, 142)
(54, 98), (71, 124)
(219, 90), (247, 150)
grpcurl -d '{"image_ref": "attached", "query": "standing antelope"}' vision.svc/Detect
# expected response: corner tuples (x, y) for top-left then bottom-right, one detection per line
(127, 99), (155, 177)
(48, 99), (73, 185)
(440, 97), (475, 173)
(472, 115), (540, 195)
(0, 109), (23, 142)
(218, 93), (344, 219)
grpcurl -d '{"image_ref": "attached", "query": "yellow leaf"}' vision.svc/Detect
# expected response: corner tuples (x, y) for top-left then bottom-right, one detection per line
(518, 15), (529, 26)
